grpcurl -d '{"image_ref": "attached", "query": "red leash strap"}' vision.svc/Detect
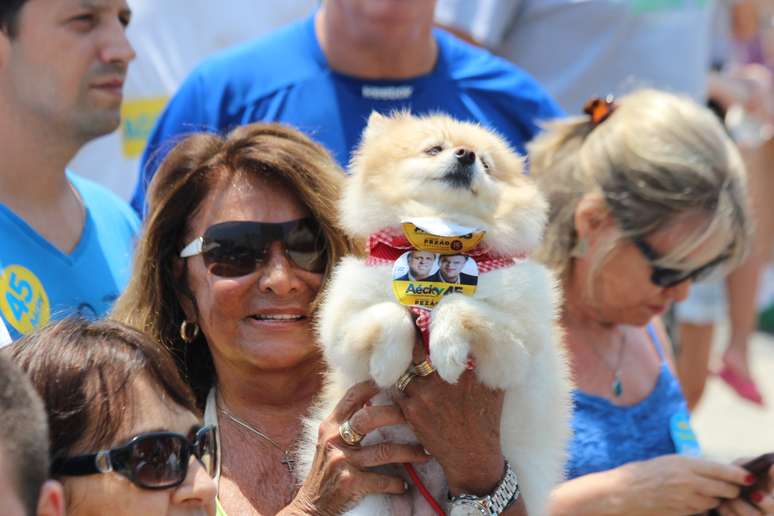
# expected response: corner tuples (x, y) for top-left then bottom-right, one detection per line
(401, 309), (446, 515)
(403, 463), (446, 516)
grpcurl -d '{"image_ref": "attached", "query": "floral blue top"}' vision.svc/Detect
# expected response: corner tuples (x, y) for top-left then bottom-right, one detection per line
(566, 324), (689, 480)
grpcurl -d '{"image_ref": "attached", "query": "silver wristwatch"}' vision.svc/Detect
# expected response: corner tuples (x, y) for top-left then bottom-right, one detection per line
(448, 460), (520, 516)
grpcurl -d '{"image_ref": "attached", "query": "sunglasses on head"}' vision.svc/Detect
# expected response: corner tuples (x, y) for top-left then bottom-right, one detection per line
(632, 237), (729, 289)
(180, 218), (327, 277)
(52, 425), (217, 490)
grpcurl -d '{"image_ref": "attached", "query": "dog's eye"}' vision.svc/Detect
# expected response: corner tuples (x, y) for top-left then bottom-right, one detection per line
(425, 145), (444, 156)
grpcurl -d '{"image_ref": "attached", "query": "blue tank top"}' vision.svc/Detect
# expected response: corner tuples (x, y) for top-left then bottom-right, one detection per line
(566, 324), (689, 480)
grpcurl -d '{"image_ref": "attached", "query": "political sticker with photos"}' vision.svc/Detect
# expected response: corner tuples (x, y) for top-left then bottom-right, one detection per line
(389, 218), (486, 308)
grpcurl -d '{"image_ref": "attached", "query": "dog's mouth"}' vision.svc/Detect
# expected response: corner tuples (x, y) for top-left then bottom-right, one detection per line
(439, 163), (475, 189)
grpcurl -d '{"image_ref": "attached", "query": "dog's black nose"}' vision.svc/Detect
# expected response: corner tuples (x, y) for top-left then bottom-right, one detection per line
(455, 148), (476, 166)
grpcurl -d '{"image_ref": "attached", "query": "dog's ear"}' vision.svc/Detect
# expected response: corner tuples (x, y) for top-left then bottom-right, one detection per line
(367, 111), (386, 125)
(362, 111), (391, 141)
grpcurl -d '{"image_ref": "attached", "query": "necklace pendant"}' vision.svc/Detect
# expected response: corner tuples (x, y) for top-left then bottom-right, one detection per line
(612, 373), (623, 397)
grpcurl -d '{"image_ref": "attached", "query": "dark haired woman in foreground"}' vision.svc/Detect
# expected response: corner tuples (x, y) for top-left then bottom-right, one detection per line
(11, 318), (218, 516)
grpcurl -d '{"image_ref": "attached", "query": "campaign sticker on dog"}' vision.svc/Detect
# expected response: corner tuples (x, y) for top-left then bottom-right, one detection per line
(401, 218), (485, 254)
(392, 250), (478, 308)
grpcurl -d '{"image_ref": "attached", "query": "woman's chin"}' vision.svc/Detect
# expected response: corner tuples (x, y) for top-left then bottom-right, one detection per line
(628, 311), (659, 327)
(236, 335), (321, 371)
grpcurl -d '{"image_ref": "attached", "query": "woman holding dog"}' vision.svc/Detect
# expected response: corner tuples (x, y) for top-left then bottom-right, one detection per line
(113, 123), (526, 515)
(530, 89), (774, 515)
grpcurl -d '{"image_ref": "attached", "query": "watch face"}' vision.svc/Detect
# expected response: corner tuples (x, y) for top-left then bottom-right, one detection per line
(449, 499), (489, 516)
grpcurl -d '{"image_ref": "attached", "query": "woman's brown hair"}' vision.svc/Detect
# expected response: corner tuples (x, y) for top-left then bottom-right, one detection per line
(9, 318), (198, 469)
(112, 123), (352, 406)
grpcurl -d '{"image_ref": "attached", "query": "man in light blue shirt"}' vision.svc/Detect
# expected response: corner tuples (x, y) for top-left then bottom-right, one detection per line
(0, 0), (140, 340)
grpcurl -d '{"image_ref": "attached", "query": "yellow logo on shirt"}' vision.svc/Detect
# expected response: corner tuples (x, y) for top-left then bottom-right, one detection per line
(120, 97), (169, 158)
(0, 265), (50, 335)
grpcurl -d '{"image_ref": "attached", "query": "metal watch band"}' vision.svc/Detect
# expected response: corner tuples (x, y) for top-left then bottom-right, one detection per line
(489, 461), (519, 514)
(449, 460), (520, 515)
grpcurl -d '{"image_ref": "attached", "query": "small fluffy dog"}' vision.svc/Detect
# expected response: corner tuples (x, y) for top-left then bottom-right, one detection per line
(300, 112), (571, 516)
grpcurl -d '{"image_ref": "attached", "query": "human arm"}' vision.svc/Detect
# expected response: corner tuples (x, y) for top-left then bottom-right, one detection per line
(393, 345), (527, 515)
(731, 0), (760, 43)
(655, 314), (713, 411)
(279, 381), (431, 516)
(548, 455), (754, 516)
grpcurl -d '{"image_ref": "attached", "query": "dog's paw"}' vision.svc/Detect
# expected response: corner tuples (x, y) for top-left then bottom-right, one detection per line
(370, 342), (413, 388)
(474, 344), (521, 389)
(429, 332), (470, 384)
(331, 302), (415, 384)
(366, 305), (415, 388)
(472, 331), (531, 389)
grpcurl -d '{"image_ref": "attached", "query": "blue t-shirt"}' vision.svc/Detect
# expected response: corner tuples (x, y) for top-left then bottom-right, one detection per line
(566, 324), (690, 480)
(0, 173), (140, 340)
(133, 14), (562, 215)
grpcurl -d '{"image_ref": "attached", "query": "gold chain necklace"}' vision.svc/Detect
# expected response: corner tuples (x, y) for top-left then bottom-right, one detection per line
(218, 404), (296, 473)
(589, 330), (627, 397)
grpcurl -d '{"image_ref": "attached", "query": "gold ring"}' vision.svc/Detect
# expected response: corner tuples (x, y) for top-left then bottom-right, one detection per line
(411, 360), (435, 377)
(396, 370), (416, 393)
(338, 419), (364, 446)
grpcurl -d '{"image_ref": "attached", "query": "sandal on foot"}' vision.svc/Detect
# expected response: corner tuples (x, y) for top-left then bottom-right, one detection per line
(716, 365), (764, 406)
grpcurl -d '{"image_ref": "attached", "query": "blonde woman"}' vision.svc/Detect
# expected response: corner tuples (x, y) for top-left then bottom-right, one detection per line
(530, 90), (773, 515)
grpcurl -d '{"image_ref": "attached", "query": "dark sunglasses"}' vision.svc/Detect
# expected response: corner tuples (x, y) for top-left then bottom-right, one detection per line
(180, 218), (327, 277)
(632, 237), (729, 288)
(52, 425), (217, 490)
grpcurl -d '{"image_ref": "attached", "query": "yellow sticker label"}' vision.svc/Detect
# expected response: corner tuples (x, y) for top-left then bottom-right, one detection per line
(401, 222), (485, 253)
(0, 265), (50, 335)
(120, 96), (169, 158)
(392, 251), (478, 308)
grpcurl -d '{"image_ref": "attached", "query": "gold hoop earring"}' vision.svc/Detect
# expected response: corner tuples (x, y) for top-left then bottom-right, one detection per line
(180, 320), (200, 343)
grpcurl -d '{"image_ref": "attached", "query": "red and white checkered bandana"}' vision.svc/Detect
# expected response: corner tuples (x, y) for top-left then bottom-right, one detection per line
(366, 226), (525, 354)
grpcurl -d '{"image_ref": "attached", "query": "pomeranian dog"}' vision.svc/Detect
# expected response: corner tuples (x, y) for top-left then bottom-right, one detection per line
(299, 112), (571, 516)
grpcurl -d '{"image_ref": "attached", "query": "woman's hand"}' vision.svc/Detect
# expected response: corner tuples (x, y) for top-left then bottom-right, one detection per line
(393, 340), (506, 497)
(550, 454), (755, 516)
(715, 464), (774, 516)
(617, 455), (753, 515)
(281, 381), (430, 516)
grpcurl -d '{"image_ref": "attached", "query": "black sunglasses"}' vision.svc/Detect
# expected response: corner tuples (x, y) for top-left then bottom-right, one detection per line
(632, 237), (729, 288)
(52, 425), (217, 490)
(180, 218), (327, 277)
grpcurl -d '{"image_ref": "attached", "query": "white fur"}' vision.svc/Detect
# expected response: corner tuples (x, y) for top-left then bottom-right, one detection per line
(300, 113), (572, 515)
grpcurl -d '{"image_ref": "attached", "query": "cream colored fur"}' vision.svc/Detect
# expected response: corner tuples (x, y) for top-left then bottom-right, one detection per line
(299, 112), (571, 516)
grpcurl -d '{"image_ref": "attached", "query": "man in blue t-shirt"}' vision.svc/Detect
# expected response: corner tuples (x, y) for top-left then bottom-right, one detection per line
(133, 0), (562, 215)
(0, 0), (140, 340)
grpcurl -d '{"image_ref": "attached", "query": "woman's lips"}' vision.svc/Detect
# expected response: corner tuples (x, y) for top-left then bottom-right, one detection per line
(246, 309), (308, 329)
(249, 314), (304, 321)
(648, 304), (667, 315)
